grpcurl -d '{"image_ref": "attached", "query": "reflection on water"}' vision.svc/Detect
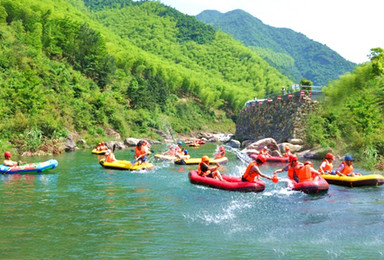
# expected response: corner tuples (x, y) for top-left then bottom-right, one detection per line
(1, 145), (384, 258)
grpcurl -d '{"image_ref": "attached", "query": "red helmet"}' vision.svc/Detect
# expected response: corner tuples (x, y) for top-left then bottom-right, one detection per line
(4, 151), (11, 158)
(101, 142), (105, 145)
(325, 153), (334, 160)
(304, 161), (313, 167)
(219, 146), (224, 151)
(289, 154), (298, 162)
(256, 155), (267, 164)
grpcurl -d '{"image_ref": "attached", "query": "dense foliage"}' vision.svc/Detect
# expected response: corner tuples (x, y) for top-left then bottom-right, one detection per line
(304, 48), (384, 169)
(0, 0), (292, 154)
(196, 9), (356, 86)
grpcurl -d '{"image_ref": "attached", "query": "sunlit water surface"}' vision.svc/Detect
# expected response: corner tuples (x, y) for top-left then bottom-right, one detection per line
(1, 143), (384, 259)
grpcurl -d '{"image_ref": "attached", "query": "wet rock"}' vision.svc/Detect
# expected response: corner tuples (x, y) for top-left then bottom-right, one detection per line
(65, 134), (76, 152)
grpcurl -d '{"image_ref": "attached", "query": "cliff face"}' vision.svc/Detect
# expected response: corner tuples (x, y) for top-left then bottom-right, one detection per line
(235, 94), (318, 143)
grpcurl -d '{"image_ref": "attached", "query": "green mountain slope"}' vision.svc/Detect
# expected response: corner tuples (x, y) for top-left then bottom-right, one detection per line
(0, 0), (292, 153)
(196, 9), (356, 86)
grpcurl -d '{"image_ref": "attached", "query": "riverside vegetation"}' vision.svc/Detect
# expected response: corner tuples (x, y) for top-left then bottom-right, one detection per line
(0, 0), (383, 170)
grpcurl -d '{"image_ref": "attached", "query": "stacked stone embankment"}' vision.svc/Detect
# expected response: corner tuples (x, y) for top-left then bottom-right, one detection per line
(236, 94), (318, 143)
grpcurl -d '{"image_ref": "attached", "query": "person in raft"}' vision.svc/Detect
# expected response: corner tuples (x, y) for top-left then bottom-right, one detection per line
(163, 144), (176, 157)
(318, 153), (335, 175)
(283, 146), (292, 157)
(135, 140), (151, 164)
(198, 155), (224, 181)
(241, 155), (272, 182)
(273, 154), (320, 183)
(104, 149), (116, 163)
(96, 142), (108, 151)
(259, 146), (271, 157)
(3, 151), (22, 166)
(175, 141), (183, 157)
(335, 155), (362, 177)
(179, 149), (191, 160)
(214, 146), (226, 159)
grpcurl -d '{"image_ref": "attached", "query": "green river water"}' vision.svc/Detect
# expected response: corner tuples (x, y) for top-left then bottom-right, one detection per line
(1, 143), (384, 259)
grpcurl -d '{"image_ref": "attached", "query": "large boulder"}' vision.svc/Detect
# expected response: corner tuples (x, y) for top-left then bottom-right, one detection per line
(106, 129), (121, 140)
(106, 141), (126, 150)
(246, 138), (279, 152)
(227, 139), (241, 148)
(64, 134), (77, 152)
(124, 138), (142, 146)
(278, 143), (303, 153)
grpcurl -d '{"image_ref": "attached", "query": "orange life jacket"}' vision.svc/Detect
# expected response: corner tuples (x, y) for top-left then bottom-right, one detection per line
(135, 146), (146, 159)
(283, 151), (292, 157)
(215, 151), (225, 159)
(340, 162), (353, 175)
(297, 165), (312, 182)
(319, 159), (333, 172)
(168, 149), (175, 156)
(242, 161), (260, 182)
(105, 153), (115, 163)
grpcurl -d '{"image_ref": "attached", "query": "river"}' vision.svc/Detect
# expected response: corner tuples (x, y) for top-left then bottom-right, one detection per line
(1, 143), (384, 259)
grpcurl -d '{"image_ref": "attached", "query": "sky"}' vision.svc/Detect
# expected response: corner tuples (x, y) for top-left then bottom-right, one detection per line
(159, 0), (384, 64)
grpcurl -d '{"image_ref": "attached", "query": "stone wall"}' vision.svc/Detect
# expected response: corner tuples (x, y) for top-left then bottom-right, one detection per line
(235, 94), (318, 143)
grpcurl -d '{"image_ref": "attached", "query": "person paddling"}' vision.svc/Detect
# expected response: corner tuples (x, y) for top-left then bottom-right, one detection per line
(135, 140), (150, 164)
(241, 155), (272, 182)
(335, 155), (362, 177)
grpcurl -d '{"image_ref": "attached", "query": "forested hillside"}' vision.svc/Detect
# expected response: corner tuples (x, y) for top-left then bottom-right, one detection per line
(305, 48), (384, 169)
(196, 9), (356, 86)
(0, 0), (292, 154)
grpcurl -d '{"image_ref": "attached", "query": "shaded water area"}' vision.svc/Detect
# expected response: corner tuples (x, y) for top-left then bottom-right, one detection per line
(1, 143), (384, 259)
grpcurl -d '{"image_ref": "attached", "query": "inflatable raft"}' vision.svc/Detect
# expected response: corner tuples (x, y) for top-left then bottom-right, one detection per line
(250, 154), (289, 163)
(321, 174), (384, 187)
(175, 157), (228, 165)
(0, 159), (59, 174)
(99, 158), (154, 171)
(154, 154), (177, 161)
(287, 175), (329, 194)
(188, 170), (265, 192)
(92, 149), (107, 155)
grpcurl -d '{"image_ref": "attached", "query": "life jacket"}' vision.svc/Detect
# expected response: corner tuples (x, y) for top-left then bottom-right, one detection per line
(319, 159), (333, 172)
(340, 162), (353, 175)
(135, 146), (146, 159)
(242, 161), (260, 182)
(105, 153), (115, 163)
(168, 149), (175, 156)
(198, 162), (209, 176)
(297, 165), (312, 182)
(283, 151), (292, 157)
(287, 163), (304, 182)
(215, 151), (225, 159)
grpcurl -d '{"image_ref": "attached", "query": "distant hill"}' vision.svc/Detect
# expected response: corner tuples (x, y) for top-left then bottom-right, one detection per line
(196, 9), (356, 86)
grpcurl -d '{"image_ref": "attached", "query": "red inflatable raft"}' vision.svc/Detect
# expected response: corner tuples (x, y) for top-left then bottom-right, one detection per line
(250, 154), (289, 163)
(188, 170), (265, 193)
(287, 175), (329, 194)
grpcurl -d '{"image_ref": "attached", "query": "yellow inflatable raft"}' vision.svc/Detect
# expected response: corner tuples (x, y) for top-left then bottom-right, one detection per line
(174, 157), (228, 165)
(154, 154), (177, 161)
(99, 159), (154, 171)
(322, 174), (384, 187)
(92, 149), (107, 155)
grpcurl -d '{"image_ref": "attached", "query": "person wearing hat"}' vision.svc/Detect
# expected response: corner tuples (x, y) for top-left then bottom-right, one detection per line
(214, 146), (226, 159)
(318, 153), (335, 175)
(3, 151), (19, 167)
(241, 155), (272, 182)
(283, 146), (292, 157)
(104, 149), (116, 163)
(273, 154), (320, 183)
(179, 149), (190, 160)
(198, 155), (223, 181)
(175, 141), (183, 156)
(259, 146), (271, 157)
(335, 155), (362, 177)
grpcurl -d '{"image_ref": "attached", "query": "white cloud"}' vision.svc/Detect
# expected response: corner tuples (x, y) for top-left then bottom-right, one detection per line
(160, 0), (384, 63)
